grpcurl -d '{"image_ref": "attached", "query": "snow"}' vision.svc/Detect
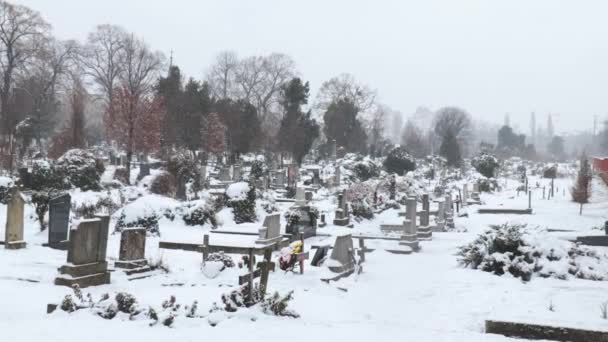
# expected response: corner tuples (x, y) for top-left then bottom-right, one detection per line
(226, 181), (250, 200)
(3, 168), (608, 341)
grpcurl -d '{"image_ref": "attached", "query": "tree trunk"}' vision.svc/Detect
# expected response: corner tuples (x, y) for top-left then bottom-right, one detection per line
(580, 203), (583, 215)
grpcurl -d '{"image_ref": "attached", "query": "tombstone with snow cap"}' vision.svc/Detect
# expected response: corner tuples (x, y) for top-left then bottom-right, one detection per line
(295, 187), (307, 206)
(327, 234), (355, 273)
(256, 213), (282, 245)
(4, 188), (26, 249)
(219, 166), (231, 182)
(55, 218), (111, 288)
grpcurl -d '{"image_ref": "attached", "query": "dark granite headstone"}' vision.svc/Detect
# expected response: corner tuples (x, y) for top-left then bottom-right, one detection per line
(48, 193), (71, 246)
(138, 163), (150, 180)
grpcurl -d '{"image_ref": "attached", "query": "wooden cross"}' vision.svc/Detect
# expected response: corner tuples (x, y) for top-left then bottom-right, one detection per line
(238, 248), (275, 301)
(200, 234), (210, 265)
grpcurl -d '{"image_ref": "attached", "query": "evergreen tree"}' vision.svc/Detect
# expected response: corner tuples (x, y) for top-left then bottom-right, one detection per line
(323, 99), (367, 153)
(214, 99), (262, 158)
(201, 112), (226, 156)
(439, 130), (461, 167)
(156, 65), (183, 150)
(571, 153), (592, 215)
(277, 78), (320, 165)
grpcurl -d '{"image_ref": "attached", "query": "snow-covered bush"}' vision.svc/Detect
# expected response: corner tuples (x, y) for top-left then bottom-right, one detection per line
(0, 176), (14, 204)
(149, 171), (176, 197)
(458, 223), (608, 281)
(227, 181), (257, 223)
(346, 182), (375, 219)
(55, 149), (103, 191)
(181, 200), (217, 227)
(383, 146), (416, 175)
(31, 159), (66, 191)
(250, 159), (267, 180)
(206, 252), (235, 268)
(471, 153), (500, 178)
(543, 165), (557, 178)
(115, 211), (159, 235)
(167, 152), (201, 193)
(352, 158), (380, 182)
(477, 177), (498, 193)
(260, 291), (299, 318)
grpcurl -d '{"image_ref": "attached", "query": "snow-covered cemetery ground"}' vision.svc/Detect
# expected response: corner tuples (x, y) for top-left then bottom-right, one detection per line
(2, 151), (608, 342)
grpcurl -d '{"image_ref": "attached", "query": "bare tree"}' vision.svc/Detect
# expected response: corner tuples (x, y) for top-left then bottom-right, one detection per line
(113, 33), (163, 182)
(25, 38), (79, 146)
(0, 1), (50, 136)
(433, 106), (472, 140)
(81, 24), (127, 122)
(206, 50), (238, 100)
(314, 73), (377, 115)
(401, 119), (430, 158)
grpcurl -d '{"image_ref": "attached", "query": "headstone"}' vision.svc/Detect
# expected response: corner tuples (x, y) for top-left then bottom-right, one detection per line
(311, 245), (330, 266)
(48, 193), (71, 248)
(333, 191), (350, 226)
(331, 139), (337, 161)
(335, 164), (341, 186)
(219, 167), (231, 182)
(328, 234), (354, 273)
(435, 201), (446, 231)
(176, 174), (187, 200)
(463, 184), (469, 205)
(312, 169), (321, 186)
(400, 198), (420, 251)
(256, 213), (282, 245)
(4, 189), (26, 249)
(295, 187), (307, 206)
(115, 227), (148, 270)
(305, 191), (313, 202)
(55, 219), (111, 288)
(137, 163), (150, 181)
(232, 164), (242, 181)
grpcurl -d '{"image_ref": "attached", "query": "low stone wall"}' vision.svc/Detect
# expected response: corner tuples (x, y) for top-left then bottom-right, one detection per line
(485, 320), (608, 342)
(477, 208), (533, 215)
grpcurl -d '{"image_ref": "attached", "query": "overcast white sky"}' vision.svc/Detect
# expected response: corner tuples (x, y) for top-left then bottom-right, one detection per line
(15, 0), (608, 134)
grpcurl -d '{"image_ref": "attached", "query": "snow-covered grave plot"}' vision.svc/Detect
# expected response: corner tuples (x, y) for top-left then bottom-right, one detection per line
(2, 157), (608, 342)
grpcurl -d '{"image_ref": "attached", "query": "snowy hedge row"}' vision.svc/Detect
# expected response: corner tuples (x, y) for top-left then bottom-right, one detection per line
(458, 223), (608, 281)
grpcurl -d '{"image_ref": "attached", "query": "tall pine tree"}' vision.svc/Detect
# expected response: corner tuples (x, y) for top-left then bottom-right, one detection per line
(277, 78), (319, 165)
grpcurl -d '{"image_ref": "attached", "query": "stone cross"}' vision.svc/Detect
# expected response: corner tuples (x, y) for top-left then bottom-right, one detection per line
(5, 188), (26, 249)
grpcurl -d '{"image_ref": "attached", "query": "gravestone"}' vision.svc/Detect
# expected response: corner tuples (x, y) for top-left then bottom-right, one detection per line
(311, 245), (330, 266)
(328, 234), (354, 273)
(48, 193), (71, 248)
(176, 174), (187, 200)
(55, 218), (111, 288)
(219, 167), (231, 182)
(463, 184), (469, 205)
(434, 201), (446, 232)
(256, 213), (282, 245)
(273, 169), (286, 187)
(312, 169), (321, 186)
(94, 214), (110, 263)
(137, 163), (150, 181)
(305, 191), (313, 202)
(4, 189), (26, 249)
(418, 193), (432, 240)
(295, 187), (307, 206)
(331, 139), (337, 161)
(400, 198), (420, 251)
(335, 164), (341, 186)
(115, 227), (149, 270)
(232, 164), (242, 181)
(333, 191), (350, 226)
